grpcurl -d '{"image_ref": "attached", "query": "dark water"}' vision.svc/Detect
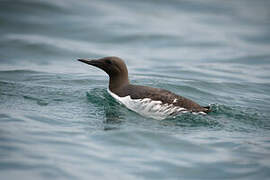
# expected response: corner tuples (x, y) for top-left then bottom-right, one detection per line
(1, 0), (270, 179)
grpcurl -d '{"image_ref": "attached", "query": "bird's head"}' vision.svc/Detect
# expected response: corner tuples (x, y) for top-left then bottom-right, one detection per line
(78, 56), (129, 90)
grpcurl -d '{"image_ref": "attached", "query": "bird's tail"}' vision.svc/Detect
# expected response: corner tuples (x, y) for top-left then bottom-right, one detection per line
(203, 106), (211, 113)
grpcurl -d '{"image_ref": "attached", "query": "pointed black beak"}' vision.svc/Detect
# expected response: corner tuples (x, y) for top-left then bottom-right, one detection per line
(78, 59), (99, 66)
(78, 58), (108, 73)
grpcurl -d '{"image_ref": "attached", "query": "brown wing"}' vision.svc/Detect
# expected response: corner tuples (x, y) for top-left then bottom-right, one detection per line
(114, 84), (209, 113)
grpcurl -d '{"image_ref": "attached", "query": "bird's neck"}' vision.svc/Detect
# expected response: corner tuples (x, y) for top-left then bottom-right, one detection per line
(109, 75), (129, 93)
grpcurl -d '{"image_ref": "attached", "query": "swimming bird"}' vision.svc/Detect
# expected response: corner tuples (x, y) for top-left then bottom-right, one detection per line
(78, 56), (210, 120)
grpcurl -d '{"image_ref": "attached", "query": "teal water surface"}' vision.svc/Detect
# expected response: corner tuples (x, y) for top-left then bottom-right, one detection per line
(1, 0), (270, 179)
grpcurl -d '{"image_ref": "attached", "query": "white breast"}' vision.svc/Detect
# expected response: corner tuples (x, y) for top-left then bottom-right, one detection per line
(107, 89), (190, 120)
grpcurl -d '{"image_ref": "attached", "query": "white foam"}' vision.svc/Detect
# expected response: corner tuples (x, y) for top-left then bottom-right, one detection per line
(107, 89), (191, 120)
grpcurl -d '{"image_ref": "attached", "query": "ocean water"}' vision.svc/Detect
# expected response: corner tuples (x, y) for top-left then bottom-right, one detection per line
(1, 0), (270, 179)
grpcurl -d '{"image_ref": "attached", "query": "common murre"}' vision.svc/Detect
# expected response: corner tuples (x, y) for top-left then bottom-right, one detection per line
(78, 56), (211, 120)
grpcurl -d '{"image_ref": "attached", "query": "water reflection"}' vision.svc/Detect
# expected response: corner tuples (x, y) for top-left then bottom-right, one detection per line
(86, 88), (124, 130)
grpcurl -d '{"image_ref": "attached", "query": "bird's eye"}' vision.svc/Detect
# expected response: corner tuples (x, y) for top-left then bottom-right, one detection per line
(105, 59), (112, 65)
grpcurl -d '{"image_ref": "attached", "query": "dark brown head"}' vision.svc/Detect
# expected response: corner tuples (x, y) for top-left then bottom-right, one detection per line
(78, 56), (129, 91)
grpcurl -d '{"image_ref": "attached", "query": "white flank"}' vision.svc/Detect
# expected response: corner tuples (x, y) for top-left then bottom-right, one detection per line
(107, 89), (191, 120)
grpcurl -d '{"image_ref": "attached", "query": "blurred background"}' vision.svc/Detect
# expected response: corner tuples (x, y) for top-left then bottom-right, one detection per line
(0, 0), (270, 179)
(1, 0), (270, 75)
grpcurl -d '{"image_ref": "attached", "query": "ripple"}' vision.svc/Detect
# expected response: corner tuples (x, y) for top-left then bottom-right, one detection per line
(1, 0), (270, 179)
